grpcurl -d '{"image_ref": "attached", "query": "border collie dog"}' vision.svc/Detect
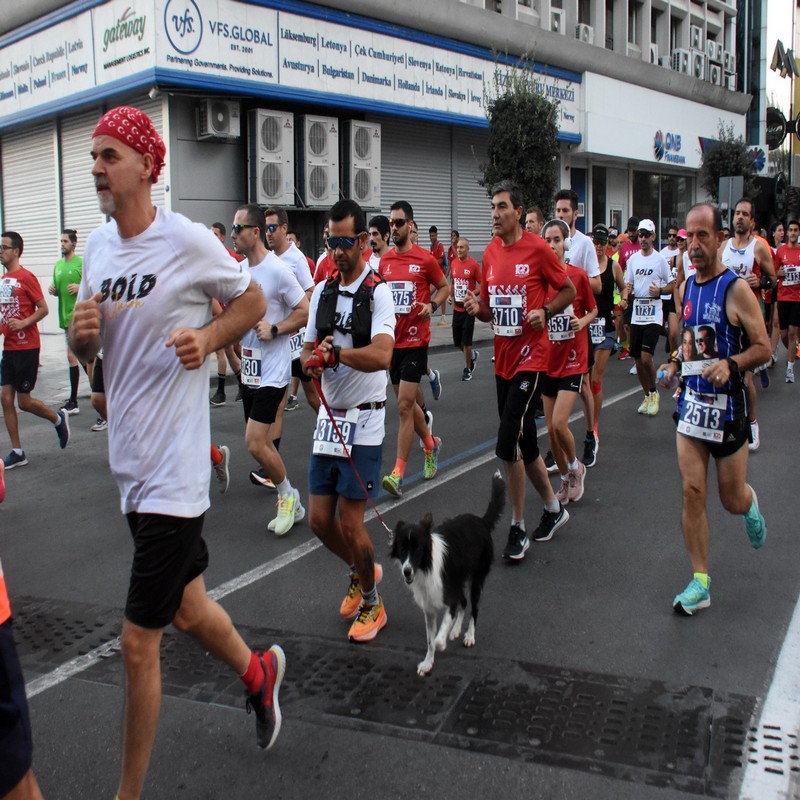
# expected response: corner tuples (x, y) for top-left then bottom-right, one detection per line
(390, 471), (505, 676)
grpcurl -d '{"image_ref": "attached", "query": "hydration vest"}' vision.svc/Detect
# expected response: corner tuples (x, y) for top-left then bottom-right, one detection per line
(315, 268), (385, 349)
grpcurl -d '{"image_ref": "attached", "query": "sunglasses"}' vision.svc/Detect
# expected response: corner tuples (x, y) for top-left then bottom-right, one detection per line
(0, 244), (18, 251)
(326, 234), (365, 251)
(637, 230), (653, 237)
(231, 223), (256, 234)
(265, 223), (280, 233)
(677, 237), (686, 242)
(389, 218), (408, 228)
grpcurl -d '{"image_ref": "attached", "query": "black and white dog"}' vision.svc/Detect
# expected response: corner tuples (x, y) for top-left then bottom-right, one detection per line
(390, 471), (505, 676)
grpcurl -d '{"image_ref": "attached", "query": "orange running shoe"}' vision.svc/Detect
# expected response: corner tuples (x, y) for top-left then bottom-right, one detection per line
(339, 563), (383, 619)
(348, 595), (387, 642)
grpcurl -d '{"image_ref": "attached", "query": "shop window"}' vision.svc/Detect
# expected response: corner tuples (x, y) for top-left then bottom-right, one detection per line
(592, 166), (607, 230)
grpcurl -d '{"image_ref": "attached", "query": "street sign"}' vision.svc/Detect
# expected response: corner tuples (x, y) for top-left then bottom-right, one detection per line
(766, 107), (787, 150)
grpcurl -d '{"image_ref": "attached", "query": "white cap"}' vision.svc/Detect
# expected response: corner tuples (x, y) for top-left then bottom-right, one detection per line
(637, 218), (655, 234)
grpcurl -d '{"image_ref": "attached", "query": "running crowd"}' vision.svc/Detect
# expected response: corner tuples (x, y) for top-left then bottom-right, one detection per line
(0, 105), (787, 799)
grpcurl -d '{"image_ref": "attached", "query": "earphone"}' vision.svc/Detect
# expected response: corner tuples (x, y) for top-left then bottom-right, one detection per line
(542, 219), (572, 252)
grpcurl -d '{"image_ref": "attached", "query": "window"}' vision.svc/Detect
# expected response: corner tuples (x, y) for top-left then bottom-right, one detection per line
(605, 0), (614, 49)
(670, 15), (680, 52)
(628, 1), (639, 46)
(578, 0), (591, 25)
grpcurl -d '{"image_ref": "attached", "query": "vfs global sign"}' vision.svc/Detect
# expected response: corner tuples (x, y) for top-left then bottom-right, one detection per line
(654, 130), (686, 165)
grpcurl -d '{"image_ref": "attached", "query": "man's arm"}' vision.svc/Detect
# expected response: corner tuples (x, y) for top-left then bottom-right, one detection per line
(166, 280), (266, 370)
(527, 278), (577, 330)
(255, 296), (309, 341)
(418, 274), (450, 320)
(717, 279), (771, 374)
(754, 240), (777, 289)
(303, 332), (393, 378)
(7, 296), (48, 332)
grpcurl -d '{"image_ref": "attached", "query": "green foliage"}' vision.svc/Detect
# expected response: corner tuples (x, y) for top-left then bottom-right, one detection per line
(481, 59), (561, 215)
(699, 122), (758, 202)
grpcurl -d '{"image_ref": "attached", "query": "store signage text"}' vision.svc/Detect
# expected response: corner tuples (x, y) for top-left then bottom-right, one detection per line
(654, 129), (686, 164)
(103, 6), (147, 52)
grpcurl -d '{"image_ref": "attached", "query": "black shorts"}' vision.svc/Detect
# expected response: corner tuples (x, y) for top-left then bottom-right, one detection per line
(541, 373), (583, 398)
(452, 309), (475, 349)
(662, 297), (676, 317)
(623, 302), (633, 325)
(629, 324), (661, 358)
(0, 349), (39, 393)
(91, 354), (105, 394)
(778, 300), (800, 329)
(125, 513), (209, 629)
(495, 371), (543, 464)
(241, 383), (287, 425)
(674, 413), (750, 459)
(0, 619), (34, 796)
(291, 357), (311, 383)
(389, 346), (428, 385)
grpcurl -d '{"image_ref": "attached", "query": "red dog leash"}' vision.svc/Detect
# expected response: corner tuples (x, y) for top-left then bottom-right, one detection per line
(310, 361), (393, 541)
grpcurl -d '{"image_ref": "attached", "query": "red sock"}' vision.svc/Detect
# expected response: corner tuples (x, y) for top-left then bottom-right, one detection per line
(210, 444), (223, 465)
(422, 434), (435, 451)
(240, 651), (264, 694)
(392, 459), (407, 478)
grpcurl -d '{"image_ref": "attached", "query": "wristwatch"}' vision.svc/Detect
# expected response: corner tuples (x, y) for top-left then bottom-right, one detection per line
(430, 300), (439, 313)
(726, 357), (739, 374)
(543, 306), (552, 322)
(270, 324), (279, 338)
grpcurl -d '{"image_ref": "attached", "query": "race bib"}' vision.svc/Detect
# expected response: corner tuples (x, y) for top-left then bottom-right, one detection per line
(289, 328), (305, 360)
(240, 346), (261, 387)
(589, 317), (606, 345)
(783, 266), (800, 286)
(547, 309), (575, 342)
(312, 406), (359, 458)
(490, 294), (523, 337)
(453, 278), (469, 304)
(632, 297), (658, 325)
(677, 387), (727, 443)
(390, 281), (415, 314)
(0, 278), (16, 305)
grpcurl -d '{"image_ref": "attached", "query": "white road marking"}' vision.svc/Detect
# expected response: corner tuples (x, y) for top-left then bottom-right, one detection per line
(25, 383), (642, 698)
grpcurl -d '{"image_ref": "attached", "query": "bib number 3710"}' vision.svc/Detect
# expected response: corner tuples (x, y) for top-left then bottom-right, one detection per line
(490, 294), (523, 337)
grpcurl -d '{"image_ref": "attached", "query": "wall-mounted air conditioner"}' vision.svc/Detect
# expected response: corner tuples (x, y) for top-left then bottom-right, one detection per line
(691, 50), (706, 80)
(649, 44), (658, 64)
(707, 62), (723, 85)
(550, 9), (565, 34)
(725, 72), (737, 91)
(575, 24), (594, 44)
(706, 40), (723, 63)
(689, 25), (704, 51)
(297, 115), (340, 207)
(342, 121), (381, 208)
(248, 109), (295, 206)
(197, 99), (241, 140)
(659, 55), (672, 69)
(723, 51), (736, 73)
(672, 49), (691, 73)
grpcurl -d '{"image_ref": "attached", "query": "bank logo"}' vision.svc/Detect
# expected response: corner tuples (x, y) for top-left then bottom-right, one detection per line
(164, 0), (202, 55)
(654, 130), (665, 161)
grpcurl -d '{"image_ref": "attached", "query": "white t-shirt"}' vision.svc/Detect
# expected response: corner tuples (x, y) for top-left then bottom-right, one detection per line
(565, 229), (600, 278)
(80, 208), (251, 517)
(624, 249), (671, 327)
(240, 252), (306, 388)
(368, 251), (381, 271)
(660, 246), (680, 298)
(278, 242), (314, 291)
(305, 267), (395, 445)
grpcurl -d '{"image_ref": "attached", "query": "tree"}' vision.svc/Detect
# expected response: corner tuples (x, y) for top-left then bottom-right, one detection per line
(698, 121), (758, 202)
(480, 58), (561, 215)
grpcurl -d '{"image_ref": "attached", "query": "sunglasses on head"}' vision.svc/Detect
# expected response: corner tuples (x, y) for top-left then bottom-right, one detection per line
(231, 223), (256, 234)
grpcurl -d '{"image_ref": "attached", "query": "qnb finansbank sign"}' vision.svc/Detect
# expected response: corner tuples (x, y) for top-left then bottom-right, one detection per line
(0, 0), (581, 139)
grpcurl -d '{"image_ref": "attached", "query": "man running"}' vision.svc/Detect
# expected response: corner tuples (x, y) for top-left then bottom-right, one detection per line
(463, 181), (575, 559)
(448, 237), (481, 381)
(302, 198), (395, 642)
(658, 202), (769, 616)
(379, 200), (449, 497)
(1, 230), (70, 468)
(773, 219), (800, 384)
(69, 106), (285, 799)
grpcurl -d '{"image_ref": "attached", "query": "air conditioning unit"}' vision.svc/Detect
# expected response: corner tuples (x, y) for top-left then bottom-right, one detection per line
(649, 43), (658, 64)
(706, 40), (723, 63)
(707, 62), (723, 85)
(659, 55), (672, 69)
(689, 24), (704, 51)
(550, 9), (565, 34)
(248, 109), (295, 206)
(342, 120), (381, 208)
(297, 115), (340, 207)
(575, 24), (594, 44)
(672, 49), (691, 73)
(197, 99), (241, 140)
(725, 72), (737, 91)
(691, 50), (706, 80)
(723, 51), (736, 73)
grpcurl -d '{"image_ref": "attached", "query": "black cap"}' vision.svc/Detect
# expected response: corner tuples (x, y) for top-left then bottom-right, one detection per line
(626, 216), (640, 232)
(592, 224), (609, 242)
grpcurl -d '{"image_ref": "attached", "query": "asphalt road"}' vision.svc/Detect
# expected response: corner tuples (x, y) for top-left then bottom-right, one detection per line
(1, 327), (798, 800)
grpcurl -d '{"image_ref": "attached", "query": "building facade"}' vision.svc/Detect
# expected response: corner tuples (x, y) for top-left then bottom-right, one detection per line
(0, 0), (749, 333)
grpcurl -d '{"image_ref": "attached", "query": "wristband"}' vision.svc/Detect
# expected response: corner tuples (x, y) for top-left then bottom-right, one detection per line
(543, 306), (552, 322)
(726, 357), (739, 374)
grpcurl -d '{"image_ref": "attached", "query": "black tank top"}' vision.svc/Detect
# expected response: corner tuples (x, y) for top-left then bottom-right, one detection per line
(595, 258), (615, 327)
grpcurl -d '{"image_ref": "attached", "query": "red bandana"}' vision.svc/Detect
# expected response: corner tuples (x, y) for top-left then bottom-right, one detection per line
(93, 106), (166, 183)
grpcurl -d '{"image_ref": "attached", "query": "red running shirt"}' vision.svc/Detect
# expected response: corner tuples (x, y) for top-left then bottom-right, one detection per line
(0, 266), (43, 350)
(480, 231), (570, 379)
(379, 244), (444, 348)
(775, 244), (800, 303)
(545, 265), (596, 378)
(450, 256), (481, 311)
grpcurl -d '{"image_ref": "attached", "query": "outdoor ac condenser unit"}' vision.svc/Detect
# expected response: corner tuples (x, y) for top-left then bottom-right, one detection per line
(575, 24), (593, 44)
(197, 99), (241, 140)
(248, 109), (295, 206)
(550, 9), (565, 34)
(297, 115), (340, 207)
(689, 25), (704, 51)
(649, 44), (658, 64)
(672, 49), (691, 73)
(342, 120), (381, 209)
(691, 50), (706, 80)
